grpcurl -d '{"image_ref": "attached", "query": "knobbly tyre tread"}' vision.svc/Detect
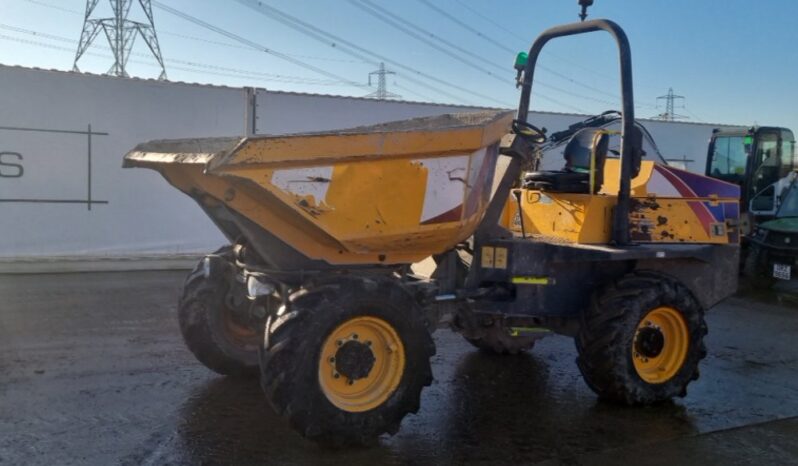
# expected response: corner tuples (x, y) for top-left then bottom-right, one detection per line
(178, 246), (259, 377)
(464, 321), (538, 355)
(575, 271), (707, 405)
(259, 276), (436, 447)
(743, 245), (777, 289)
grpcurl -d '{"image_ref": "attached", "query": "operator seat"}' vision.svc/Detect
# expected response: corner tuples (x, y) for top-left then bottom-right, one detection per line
(524, 127), (610, 194)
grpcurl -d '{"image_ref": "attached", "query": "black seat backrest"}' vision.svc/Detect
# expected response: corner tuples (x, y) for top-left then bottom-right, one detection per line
(626, 125), (645, 179)
(563, 128), (609, 193)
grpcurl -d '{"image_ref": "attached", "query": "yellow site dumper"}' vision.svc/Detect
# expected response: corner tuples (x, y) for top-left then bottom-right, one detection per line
(125, 17), (739, 447)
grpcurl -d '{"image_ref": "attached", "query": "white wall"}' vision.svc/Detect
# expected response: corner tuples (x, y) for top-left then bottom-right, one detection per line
(0, 66), (485, 262)
(0, 66), (244, 259)
(0, 65), (743, 264)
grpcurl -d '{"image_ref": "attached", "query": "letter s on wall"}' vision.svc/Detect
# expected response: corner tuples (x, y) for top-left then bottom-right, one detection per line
(0, 152), (24, 178)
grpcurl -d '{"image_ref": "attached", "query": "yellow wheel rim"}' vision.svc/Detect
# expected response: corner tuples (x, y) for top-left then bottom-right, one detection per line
(318, 316), (405, 413)
(632, 306), (689, 384)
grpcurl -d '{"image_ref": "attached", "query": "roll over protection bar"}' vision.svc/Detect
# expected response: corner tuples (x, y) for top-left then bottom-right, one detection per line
(516, 19), (636, 245)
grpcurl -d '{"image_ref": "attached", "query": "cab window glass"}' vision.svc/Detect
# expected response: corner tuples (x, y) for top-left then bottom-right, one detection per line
(752, 133), (782, 196)
(710, 136), (746, 177)
(782, 139), (796, 174)
(777, 182), (798, 218)
(756, 134), (779, 167)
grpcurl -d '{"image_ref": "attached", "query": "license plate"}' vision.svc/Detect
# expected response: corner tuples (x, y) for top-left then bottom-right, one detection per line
(773, 263), (792, 280)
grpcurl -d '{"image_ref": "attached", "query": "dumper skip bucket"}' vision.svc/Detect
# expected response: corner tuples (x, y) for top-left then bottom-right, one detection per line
(124, 110), (513, 266)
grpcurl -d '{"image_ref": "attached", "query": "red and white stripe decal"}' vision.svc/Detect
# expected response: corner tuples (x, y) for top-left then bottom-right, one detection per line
(653, 166), (716, 235)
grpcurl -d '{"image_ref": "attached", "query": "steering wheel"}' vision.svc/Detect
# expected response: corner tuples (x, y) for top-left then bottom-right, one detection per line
(512, 119), (547, 144)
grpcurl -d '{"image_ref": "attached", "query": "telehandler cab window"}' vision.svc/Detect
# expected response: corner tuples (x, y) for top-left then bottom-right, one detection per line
(751, 133), (781, 196)
(755, 134), (779, 168)
(783, 139), (796, 173)
(778, 181), (798, 218)
(710, 136), (746, 180)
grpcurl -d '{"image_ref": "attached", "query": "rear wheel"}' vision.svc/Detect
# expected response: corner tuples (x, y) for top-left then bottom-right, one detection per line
(576, 271), (707, 404)
(178, 246), (261, 376)
(259, 277), (435, 447)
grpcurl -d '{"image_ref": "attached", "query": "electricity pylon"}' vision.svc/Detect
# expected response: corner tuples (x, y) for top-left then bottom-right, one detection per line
(73, 0), (167, 79)
(365, 62), (400, 100)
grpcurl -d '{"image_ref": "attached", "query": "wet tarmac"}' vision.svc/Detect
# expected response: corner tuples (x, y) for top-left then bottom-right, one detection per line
(1, 271), (797, 465)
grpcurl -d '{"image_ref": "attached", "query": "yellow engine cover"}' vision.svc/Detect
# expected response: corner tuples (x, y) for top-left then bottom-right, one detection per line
(504, 160), (741, 245)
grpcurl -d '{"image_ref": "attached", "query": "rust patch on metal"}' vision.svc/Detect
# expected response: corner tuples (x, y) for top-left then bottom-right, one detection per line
(630, 197), (661, 212)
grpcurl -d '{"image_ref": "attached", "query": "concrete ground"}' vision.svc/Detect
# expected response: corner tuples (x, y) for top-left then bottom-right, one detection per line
(1, 271), (797, 465)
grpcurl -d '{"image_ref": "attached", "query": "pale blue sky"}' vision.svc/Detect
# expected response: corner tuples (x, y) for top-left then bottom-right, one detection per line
(1, 0), (796, 131)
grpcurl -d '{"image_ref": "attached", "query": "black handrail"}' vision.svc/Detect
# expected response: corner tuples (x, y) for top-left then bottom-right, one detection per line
(517, 19), (634, 245)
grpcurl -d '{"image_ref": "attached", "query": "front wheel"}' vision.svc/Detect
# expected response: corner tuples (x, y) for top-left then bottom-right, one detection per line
(743, 245), (777, 289)
(259, 277), (435, 447)
(576, 271), (707, 405)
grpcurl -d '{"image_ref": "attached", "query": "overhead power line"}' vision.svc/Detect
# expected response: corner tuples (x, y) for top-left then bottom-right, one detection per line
(392, 83), (435, 102)
(23, 0), (645, 112)
(153, 1), (475, 104)
(448, 0), (615, 78)
(23, 0), (83, 15)
(232, 0), (510, 107)
(0, 25), (349, 86)
(23, 0), (451, 102)
(350, 0), (598, 112)
(451, 0), (529, 43)
(419, 0), (517, 53)
(352, 0), (508, 79)
(151, 1), (371, 92)
(682, 106), (705, 123)
(349, 0), (588, 109)
(420, 0), (658, 110)
(0, 32), (176, 75)
(23, 0), (368, 65)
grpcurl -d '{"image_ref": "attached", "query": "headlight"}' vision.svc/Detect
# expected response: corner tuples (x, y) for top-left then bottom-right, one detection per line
(246, 275), (276, 299)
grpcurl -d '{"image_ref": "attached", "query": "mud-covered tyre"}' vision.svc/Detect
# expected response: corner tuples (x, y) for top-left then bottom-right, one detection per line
(576, 271), (707, 405)
(743, 245), (777, 289)
(178, 247), (260, 377)
(259, 277), (435, 447)
(464, 321), (539, 355)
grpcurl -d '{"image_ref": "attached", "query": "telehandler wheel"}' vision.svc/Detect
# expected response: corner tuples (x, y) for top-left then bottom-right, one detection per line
(178, 247), (260, 377)
(259, 277), (435, 447)
(576, 271), (707, 405)
(743, 246), (777, 289)
(464, 320), (539, 355)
